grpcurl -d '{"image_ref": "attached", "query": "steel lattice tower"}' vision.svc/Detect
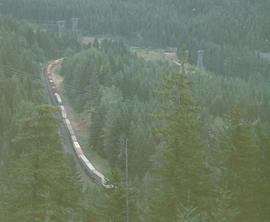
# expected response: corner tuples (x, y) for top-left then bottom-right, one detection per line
(71, 17), (79, 34)
(197, 49), (204, 71)
(57, 20), (65, 37)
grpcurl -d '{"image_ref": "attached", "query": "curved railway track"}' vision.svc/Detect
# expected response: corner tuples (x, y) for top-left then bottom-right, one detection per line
(41, 60), (113, 189)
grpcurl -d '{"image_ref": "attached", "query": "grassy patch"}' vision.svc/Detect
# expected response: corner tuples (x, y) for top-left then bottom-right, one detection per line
(83, 35), (179, 64)
(83, 36), (111, 45)
(130, 47), (178, 63)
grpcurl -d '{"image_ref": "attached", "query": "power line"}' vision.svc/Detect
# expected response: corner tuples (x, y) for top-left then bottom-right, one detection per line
(125, 138), (129, 222)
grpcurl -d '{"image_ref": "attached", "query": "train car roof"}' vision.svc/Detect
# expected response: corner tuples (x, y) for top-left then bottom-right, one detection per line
(80, 154), (95, 171)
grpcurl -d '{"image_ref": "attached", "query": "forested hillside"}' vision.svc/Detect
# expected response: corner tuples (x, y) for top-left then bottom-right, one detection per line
(0, 17), (84, 221)
(1, 0), (269, 49)
(60, 40), (174, 177)
(60, 40), (270, 221)
(0, 16), (81, 152)
(1, 0), (270, 80)
(1, 0), (270, 220)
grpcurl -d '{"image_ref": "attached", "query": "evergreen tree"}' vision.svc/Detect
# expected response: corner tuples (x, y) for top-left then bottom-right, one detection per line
(97, 170), (137, 222)
(2, 105), (81, 222)
(147, 48), (208, 221)
(217, 105), (264, 222)
(211, 189), (240, 222)
(254, 123), (270, 221)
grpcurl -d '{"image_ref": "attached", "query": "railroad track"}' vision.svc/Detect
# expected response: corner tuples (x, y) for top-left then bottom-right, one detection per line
(41, 60), (113, 189)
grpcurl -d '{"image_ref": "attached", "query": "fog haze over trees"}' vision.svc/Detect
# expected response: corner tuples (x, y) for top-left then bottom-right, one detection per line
(0, 1), (270, 221)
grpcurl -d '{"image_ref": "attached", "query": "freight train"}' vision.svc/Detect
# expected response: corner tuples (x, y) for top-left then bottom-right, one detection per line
(46, 60), (113, 189)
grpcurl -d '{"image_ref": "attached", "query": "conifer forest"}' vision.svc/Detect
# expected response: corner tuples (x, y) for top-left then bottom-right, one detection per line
(0, 1), (270, 221)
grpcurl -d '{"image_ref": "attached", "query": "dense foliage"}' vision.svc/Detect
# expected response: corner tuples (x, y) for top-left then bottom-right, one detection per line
(0, 16), (80, 149)
(1, 0), (270, 80)
(0, 17), (83, 221)
(1, 0), (269, 49)
(60, 41), (270, 221)
(61, 39), (174, 178)
(1, 1), (270, 220)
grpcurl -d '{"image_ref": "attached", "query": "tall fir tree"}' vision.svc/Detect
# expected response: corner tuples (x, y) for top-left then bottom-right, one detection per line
(254, 122), (270, 221)
(217, 105), (264, 222)
(1, 105), (81, 222)
(147, 47), (208, 221)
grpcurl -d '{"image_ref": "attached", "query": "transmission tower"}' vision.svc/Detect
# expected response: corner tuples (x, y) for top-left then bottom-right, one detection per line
(197, 49), (204, 71)
(57, 20), (65, 37)
(71, 17), (79, 35)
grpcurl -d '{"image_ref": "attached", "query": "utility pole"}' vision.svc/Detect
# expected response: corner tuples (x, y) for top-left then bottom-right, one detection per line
(125, 138), (129, 222)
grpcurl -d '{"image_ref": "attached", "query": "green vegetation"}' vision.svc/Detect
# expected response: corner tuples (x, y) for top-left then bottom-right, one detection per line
(145, 50), (207, 221)
(0, 17), (84, 221)
(60, 39), (174, 178)
(53, 64), (61, 76)
(1, 0), (270, 80)
(0, 1), (270, 220)
(2, 105), (81, 221)
(60, 40), (270, 221)
(130, 47), (177, 63)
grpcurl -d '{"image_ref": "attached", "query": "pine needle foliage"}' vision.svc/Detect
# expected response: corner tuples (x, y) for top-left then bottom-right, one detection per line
(149, 47), (208, 221)
(2, 105), (81, 222)
(216, 104), (264, 222)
